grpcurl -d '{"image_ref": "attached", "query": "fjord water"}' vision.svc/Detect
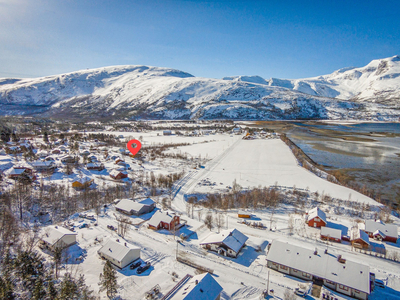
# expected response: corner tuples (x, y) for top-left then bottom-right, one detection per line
(287, 122), (400, 203)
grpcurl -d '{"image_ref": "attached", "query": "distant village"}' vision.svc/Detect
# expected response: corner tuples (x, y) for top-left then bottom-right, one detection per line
(0, 118), (399, 300)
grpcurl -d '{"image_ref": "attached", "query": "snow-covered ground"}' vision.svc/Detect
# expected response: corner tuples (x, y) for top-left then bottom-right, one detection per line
(168, 137), (379, 205)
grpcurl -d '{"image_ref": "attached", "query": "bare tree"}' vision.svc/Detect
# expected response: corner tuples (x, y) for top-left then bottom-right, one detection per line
(204, 213), (214, 231)
(216, 213), (225, 233)
(115, 215), (132, 238)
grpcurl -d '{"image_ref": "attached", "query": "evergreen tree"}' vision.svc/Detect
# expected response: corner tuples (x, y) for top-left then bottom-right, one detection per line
(32, 277), (45, 300)
(43, 131), (49, 143)
(98, 261), (119, 299)
(59, 273), (78, 299)
(11, 133), (18, 143)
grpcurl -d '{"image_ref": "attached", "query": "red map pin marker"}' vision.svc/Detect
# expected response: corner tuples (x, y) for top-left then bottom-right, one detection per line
(127, 139), (142, 157)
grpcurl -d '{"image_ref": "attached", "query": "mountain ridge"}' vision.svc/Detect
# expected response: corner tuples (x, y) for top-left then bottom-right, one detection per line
(0, 57), (399, 121)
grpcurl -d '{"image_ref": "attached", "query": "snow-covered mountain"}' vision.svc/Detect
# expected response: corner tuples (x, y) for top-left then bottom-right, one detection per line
(0, 58), (399, 120)
(228, 55), (400, 105)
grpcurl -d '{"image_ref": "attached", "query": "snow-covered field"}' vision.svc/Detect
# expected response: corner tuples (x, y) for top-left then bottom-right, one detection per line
(167, 137), (378, 205)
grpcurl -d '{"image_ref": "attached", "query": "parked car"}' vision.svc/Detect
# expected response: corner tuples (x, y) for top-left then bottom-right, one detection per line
(136, 262), (151, 274)
(294, 287), (307, 297)
(79, 223), (89, 229)
(130, 260), (142, 270)
(107, 225), (116, 231)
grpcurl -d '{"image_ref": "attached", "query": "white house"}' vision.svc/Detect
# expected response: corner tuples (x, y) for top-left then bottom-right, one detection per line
(200, 228), (248, 258)
(266, 240), (371, 300)
(115, 198), (156, 216)
(41, 226), (77, 250)
(98, 239), (140, 269)
(162, 272), (223, 300)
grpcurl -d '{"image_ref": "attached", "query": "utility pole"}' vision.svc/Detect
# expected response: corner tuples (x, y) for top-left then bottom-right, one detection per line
(266, 270), (270, 298)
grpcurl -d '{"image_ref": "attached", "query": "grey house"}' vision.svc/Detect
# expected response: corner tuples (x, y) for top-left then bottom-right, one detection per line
(115, 198), (156, 216)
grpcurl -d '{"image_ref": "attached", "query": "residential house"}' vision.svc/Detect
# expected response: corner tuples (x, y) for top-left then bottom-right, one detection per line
(98, 239), (140, 269)
(86, 162), (105, 171)
(60, 155), (76, 163)
(31, 161), (56, 172)
(238, 211), (251, 218)
(163, 130), (172, 136)
(266, 240), (371, 300)
(360, 220), (398, 243)
(321, 227), (342, 243)
(148, 211), (180, 231)
(162, 273), (223, 300)
(72, 176), (94, 189)
(110, 170), (128, 180)
(351, 229), (370, 249)
(306, 207), (327, 228)
(200, 229), (248, 258)
(40, 225), (77, 251)
(115, 198), (156, 216)
(8, 167), (36, 181)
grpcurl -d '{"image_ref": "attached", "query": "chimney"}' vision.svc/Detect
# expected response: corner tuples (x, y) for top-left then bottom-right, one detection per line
(195, 280), (198, 285)
(314, 249), (318, 255)
(125, 242), (127, 247)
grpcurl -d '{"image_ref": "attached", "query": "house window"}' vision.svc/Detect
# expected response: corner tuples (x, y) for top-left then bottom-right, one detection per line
(339, 285), (349, 291)
(302, 272), (310, 278)
(293, 269), (298, 273)
(280, 265), (288, 270)
(326, 280), (335, 285)
(315, 217), (320, 222)
(355, 290), (360, 293)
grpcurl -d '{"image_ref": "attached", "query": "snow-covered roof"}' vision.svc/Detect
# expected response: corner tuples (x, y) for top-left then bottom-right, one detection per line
(9, 168), (27, 175)
(373, 230), (386, 238)
(73, 176), (93, 184)
(139, 197), (155, 206)
(110, 169), (127, 176)
(267, 240), (370, 294)
(321, 227), (342, 240)
(115, 199), (145, 213)
(364, 220), (398, 238)
(87, 162), (103, 168)
(351, 229), (370, 245)
(168, 272), (223, 300)
(307, 207), (327, 223)
(200, 228), (248, 253)
(31, 161), (54, 168)
(98, 239), (140, 263)
(148, 211), (174, 227)
(42, 226), (77, 246)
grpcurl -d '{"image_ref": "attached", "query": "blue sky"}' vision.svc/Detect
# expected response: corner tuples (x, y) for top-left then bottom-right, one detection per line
(1, 0), (399, 79)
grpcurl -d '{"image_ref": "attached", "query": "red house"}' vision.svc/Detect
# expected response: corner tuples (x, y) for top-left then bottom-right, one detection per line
(109, 170), (128, 180)
(351, 229), (370, 249)
(148, 211), (180, 231)
(320, 227), (342, 243)
(362, 220), (398, 243)
(306, 207), (327, 228)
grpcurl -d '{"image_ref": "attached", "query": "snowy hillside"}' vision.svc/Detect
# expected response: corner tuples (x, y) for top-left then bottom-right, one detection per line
(228, 55), (400, 105)
(1, 59), (400, 120)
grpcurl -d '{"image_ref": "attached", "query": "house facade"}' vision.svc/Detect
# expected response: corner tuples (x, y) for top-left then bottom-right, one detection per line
(110, 170), (128, 180)
(41, 226), (77, 251)
(351, 229), (370, 249)
(320, 227), (342, 243)
(266, 240), (371, 300)
(307, 207), (327, 228)
(148, 211), (180, 231)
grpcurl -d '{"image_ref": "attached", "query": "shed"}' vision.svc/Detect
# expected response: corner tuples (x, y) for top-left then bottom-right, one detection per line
(98, 239), (140, 269)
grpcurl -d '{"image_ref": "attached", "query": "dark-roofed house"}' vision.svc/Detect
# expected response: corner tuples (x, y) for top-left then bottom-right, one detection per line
(115, 198), (156, 216)
(360, 220), (398, 243)
(86, 162), (105, 171)
(200, 228), (248, 258)
(306, 207), (327, 228)
(98, 239), (140, 269)
(266, 240), (371, 300)
(162, 272), (223, 300)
